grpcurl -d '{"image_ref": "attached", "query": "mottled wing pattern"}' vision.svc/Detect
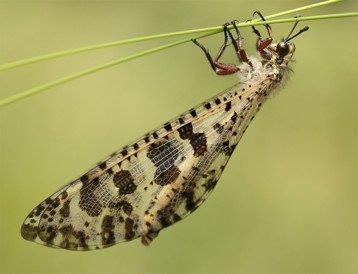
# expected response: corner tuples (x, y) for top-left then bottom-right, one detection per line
(21, 77), (271, 250)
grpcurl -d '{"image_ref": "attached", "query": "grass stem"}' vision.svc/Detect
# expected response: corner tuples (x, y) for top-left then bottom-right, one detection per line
(1, 12), (357, 108)
(0, 0), (343, 71)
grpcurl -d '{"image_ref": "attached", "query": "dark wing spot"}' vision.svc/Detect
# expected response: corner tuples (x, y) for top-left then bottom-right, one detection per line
(75, 230), (88, 249)
(157, 208), (173, 228)
(120, 201), (133, 215)
(79, 178), (103, 217)
(164, 123), (172, 131)
(21, 224), (38, 241)
(58, 224), (88, 249)
(154, 165), (180, 186)
(147, 140), (179, 167)
(178, 117), (185, 124)
(59, 224), (73, 236)
(113, 170), (137, 195)
(177, 123), (193, 140)
(222, 140), (234, 156)
(34, 204), (45, 217)
(213, 123), (224, 134)
(52, 198), (60, 208)
(148, 139), (182, 185)
(61, 191), (68, 200)
(190, 133), (207, 157)
(59, 200), (70, 218)
(40, 225), (57, 244)
(99, 162), (107, 170)
(45, 198), (53, 205)
(231, 112), (238, 123)
(173, 213), (181, 222)
(190, 109), (197, 117)
(202, 179), (218, 191)
(225, 101), (231, 111)
(101, 215), (115, 246)
(124, 218), (135, 240)
(80, 174), (89, 183)
(182, 190), (197, 212)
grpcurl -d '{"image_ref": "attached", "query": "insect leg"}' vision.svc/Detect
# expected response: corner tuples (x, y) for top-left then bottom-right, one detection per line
(192, 26), (240, 75)
(225, 20), (252, 66)
(251, 11), (273, 60)
(212, 22), (230, 62)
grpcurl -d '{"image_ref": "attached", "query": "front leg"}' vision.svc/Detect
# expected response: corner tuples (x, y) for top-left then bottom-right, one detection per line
(227, 20), (252, 66)
(251, 11), (273, 60)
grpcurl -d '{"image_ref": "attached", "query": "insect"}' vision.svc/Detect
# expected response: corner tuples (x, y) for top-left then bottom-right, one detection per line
(21, 12), (308, 250)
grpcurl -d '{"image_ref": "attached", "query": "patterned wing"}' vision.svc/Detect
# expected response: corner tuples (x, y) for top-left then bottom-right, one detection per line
(21, 81), (267, 250)
(147, 89), (265, 242)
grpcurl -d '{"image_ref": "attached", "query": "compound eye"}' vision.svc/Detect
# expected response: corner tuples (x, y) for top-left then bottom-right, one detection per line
(276, 42), (290, 56)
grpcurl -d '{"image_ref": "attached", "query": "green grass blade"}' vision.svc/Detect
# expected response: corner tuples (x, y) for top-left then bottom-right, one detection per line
(0, 12), (357, 108)
(0, 0), (343, 71)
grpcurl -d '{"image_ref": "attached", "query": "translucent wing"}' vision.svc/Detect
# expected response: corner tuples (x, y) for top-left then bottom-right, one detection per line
(21, 80), (269, 250)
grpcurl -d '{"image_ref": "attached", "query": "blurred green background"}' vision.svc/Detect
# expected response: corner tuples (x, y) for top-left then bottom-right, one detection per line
(1, 1), (357, 274)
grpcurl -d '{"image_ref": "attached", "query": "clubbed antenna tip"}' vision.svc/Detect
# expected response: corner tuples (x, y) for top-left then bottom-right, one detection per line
(286, 26), (309, 42)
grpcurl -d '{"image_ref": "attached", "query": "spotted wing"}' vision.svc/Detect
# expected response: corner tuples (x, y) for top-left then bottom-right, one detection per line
(150, 90), (264, 237)
(21, 82), (264, 250)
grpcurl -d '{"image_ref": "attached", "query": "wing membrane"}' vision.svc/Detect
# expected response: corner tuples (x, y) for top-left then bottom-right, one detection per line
(21, 82), (267, 250)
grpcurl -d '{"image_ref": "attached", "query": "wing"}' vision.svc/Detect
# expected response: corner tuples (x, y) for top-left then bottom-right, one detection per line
(21, 81), (268, 250)
(147, 86), (266, 245)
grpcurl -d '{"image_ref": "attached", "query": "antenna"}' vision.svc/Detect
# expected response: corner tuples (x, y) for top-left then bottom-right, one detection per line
(285, 26), (309, 42)
(285, 21), (299, 41)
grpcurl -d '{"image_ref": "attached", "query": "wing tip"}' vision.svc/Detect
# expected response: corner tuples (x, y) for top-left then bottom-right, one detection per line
(20, 222), (38, 241)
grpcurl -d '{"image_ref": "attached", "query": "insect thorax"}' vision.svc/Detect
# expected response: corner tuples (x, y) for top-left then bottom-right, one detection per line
(238, 56), (292, 96)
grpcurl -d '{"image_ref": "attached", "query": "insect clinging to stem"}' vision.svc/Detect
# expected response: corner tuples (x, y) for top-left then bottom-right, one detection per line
(21, 12), (308, 250)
